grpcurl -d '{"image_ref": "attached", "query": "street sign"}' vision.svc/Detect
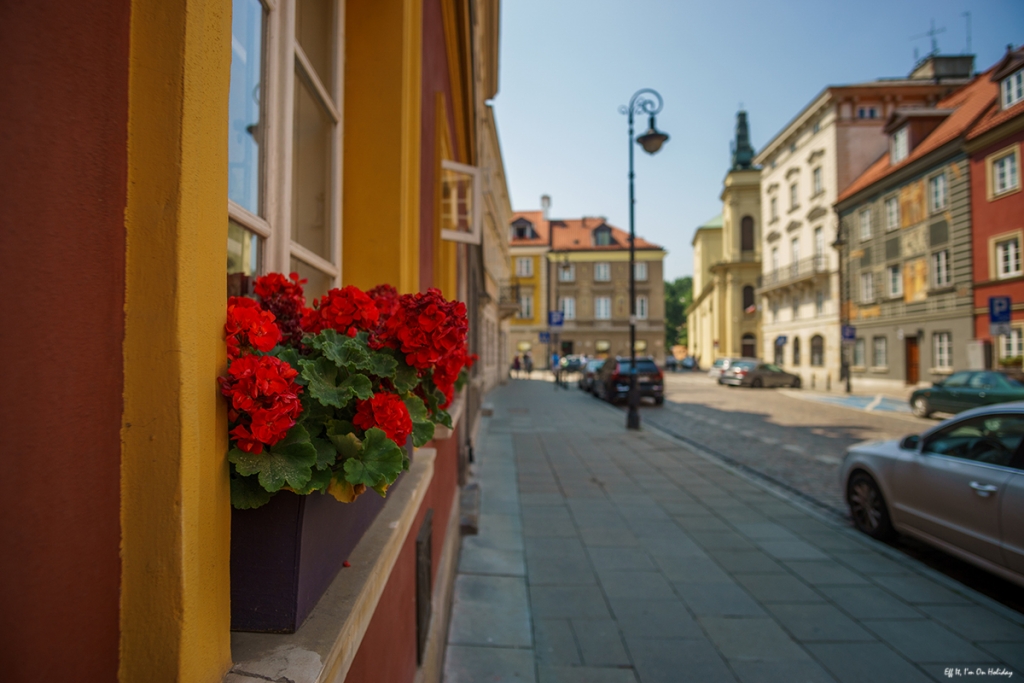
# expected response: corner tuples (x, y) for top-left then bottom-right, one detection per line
(538, 331), (551, 343)
(775, 336), (787, 345)
(548, 311), (564, 327)
(990, 296), (1012, 337)
(841, 325), (856, 342)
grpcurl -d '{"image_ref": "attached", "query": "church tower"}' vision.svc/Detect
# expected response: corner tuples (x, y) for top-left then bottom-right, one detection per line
(731, 109), (755, 171)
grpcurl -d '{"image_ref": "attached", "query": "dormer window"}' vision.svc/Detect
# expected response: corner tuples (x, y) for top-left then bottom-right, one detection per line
(593, 225), (613, 246)
(891, 126), (909, 163)
(511, 218), (537, 240)
(1002, 69), (1024, 109)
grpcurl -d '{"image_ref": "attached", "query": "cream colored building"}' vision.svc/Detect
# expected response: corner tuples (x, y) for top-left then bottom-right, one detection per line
(755, 56), (972, 390)
(687, 111), (762, 366)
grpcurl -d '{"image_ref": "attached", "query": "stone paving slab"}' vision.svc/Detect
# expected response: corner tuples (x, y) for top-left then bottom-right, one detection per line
(443, 380), (1023, 683)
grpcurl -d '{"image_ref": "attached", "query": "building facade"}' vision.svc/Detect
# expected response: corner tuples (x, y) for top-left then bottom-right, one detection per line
(836, 64), (1003, 391)
(1, 1), (508, 682)
(509, 210), (666, 366)
(687, 111), (762, 366)
(756, 56), (972, 390)
(967, 46), (1024, 364)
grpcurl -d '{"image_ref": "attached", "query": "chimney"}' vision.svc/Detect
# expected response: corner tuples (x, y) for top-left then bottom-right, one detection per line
(909, 54), (974, 81)
(541, 194), (551, 220)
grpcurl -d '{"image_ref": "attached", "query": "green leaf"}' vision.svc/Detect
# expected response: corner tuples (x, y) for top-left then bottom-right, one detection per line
(291, 466), (333, 495)
(299, 358), (372, 407)
(393, 358), (419, 393)
(433, 408), (453, 430)
(327, 420), (361, 460)
(313, 329), (370, 370)
(228, 424), (317, 492)
(230, 475), (273, 509)
(363, 349), (398, 378)
(299, 393), (335, 432)
(312, 436), (337, 471)
(404, 395), (435, 447)
(343, 427), (405, 489)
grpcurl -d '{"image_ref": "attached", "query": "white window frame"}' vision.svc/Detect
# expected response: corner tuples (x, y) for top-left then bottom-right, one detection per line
(993, 151), (1020, 196)
(594, 262), (611, 282)
(933, 332), (953, 369)
(853, 338), (866, 367)
(789, 182), (798, 210)
(558, 263), (576, 282)
(815, 289), (824, 315)
(997, 237), (1022, 279)
(891, 126), (909, 163)
(887, 264), (903, 298)
(595, 296), (612, 320)
(560, 296), (576, 321)
(515, 256), (534, 277)
(439, 159), (483, 244)
(812, 166), (822, 195)
(859, 209), (872, 240)
(518, 293), (533, 319)
(636, 295), (648, 320)
(933, 249), (950, 287)
(770, 196), (778, 221)
(873, 336), (888, 368)
(1001, 327), (1024, 359)
(1002, 69), (1024, 109)
(929, 173), (947, 212)
(860, 271), (874, 303)
(885, 196), (900, 232)
(634, 262), (648, 281)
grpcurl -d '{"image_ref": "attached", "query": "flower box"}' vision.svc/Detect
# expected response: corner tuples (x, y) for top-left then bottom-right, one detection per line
(230, 474), (400, 633)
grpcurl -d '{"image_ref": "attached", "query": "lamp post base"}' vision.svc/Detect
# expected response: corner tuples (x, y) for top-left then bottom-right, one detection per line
(626, 377), (641, 430)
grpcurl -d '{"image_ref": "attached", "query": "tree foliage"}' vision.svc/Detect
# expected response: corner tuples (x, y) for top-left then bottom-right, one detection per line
(664, 276), (693, 348)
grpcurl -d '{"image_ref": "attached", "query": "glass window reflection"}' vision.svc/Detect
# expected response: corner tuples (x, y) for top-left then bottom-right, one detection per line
(228, 0), (264, 215)
(228, 219), (263, 296)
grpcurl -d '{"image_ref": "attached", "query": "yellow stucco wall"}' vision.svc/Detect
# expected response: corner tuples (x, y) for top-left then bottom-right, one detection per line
(343, 0), (423, 294)
(510, 253), (540, 325)
(121, 0), (232, 680)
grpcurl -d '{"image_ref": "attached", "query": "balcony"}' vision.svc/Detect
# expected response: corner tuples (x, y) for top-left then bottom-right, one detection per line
(498, 282), (521, 319)
(758, 255), (829, 292)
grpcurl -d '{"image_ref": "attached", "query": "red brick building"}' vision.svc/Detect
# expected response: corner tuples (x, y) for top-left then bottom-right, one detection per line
(969, 46), (1024, 362)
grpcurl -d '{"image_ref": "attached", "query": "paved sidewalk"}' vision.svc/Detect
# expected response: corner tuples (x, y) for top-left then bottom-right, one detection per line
(442, 380), (1024, 683)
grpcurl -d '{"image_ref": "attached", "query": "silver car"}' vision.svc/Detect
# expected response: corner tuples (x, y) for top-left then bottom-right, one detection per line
(840, 403), (1024, 588)
(707, 356), (757, 380)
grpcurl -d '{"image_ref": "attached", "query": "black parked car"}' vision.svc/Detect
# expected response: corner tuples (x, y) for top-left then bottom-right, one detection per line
(910, 370), (1024, 417)
(597, 357), (664, 405)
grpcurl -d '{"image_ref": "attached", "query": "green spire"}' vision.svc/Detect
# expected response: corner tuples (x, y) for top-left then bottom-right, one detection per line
(731, 110), (754, 171)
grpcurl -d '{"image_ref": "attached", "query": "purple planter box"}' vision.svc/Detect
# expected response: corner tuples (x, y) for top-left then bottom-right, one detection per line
(230, 477), (400, 633)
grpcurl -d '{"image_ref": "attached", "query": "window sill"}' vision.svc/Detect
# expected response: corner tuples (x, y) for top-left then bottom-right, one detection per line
(928, 285), (956, 294)
(851, 365), (867, 372)
(432, 390), (466, 440)
(788, 206), (801, 214)
(991, 186), (1022, 201)
(929, 367), (955, 375)
(870, 366), (889, 373)
(227, 448), (439, 683)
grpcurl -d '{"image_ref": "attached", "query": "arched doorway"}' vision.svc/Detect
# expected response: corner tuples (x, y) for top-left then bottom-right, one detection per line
(742, 333), (756, 358)
(811, 335), (824, 366)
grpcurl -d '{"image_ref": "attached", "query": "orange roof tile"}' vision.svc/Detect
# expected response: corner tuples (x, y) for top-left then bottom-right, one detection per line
(966, 46), (1024, 140)
(837, 69), (999, 204)
(509, 212), (663, 251)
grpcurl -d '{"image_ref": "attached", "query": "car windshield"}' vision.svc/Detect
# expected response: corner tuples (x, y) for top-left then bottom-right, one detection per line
(586, 360), (603, 371)
(732, 361), (757, 370)
(618, 360), (659, 373)
(712, 359), (726, 368)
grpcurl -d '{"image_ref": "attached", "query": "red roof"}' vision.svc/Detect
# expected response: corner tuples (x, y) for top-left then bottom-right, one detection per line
(837, 69), (999, 203)
(509, 212), (662, 251)
(966, 46), (1024, 141)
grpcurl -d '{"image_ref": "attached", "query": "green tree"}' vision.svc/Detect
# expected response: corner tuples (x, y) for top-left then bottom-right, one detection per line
(664, 276), (692, 348)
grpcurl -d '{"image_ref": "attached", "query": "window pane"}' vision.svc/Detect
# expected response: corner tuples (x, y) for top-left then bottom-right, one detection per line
(441, 166), (475, 235)
(290, 257), (334, 300)
(227, 219), (263, 296)
(228, 0), (264, 215)
(924, 415), (1024, 467)
(296, 0), (334, 92)
(291, 73), (333, 261)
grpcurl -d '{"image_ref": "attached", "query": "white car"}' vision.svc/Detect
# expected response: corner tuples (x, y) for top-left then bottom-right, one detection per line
(840, 403), (1024, 588)
(707, 357), (757, 380)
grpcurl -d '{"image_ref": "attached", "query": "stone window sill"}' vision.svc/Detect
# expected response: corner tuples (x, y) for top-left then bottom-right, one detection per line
(225, 448), (438, 683)
(870, 366), (889, 373)
(929, 367), (954, 375)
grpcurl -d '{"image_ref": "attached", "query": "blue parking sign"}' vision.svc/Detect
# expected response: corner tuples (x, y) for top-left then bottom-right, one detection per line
(548, 311), (564, 327)
(538, 331), (551, 343)
(990, 296), (1012, 337)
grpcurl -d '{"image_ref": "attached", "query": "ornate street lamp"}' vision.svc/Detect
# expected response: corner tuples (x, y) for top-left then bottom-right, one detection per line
(620, 89), (669, 430)
(832, 209), (851, 394)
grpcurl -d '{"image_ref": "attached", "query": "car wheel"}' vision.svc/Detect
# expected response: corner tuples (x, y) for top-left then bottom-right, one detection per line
(847, 472), (895, 541)
(792, 377), (801, 389)
(751, 378), (763, 388)
(654, 396), (664, 405)
(911, 397), (931, 418)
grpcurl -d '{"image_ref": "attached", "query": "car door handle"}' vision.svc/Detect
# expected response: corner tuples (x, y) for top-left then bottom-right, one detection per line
(969, 481), (999, 497)
(979, 392), (986, 398)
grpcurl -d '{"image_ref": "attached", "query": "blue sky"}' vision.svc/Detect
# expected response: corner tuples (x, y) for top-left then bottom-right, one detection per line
(493, 0), (1023, 281)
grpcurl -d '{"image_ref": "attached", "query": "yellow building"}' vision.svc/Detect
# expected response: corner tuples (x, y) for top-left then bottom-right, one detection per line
(687, 111), (763, 365)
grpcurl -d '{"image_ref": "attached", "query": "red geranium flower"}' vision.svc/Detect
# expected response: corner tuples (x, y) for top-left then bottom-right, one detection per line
(225, 296), (282, 358)
(219, 354), (303, 453)
(303, 285), (380, 335)
(254, 272), (308, 345)
(353, 393), (413, 446)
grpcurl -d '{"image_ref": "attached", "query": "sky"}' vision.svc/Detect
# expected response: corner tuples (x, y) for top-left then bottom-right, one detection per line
(492, 0), (1024, 281)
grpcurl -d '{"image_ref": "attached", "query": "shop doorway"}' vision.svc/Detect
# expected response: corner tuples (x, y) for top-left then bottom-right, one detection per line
(741, 334), (757, 358)
(906, 337), (919, 385)
(560, 340), (574, 355)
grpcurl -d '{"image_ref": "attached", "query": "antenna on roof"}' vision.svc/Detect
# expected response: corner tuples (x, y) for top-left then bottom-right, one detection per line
(910, 19), (946, 57)
(962, 11), (971, 55)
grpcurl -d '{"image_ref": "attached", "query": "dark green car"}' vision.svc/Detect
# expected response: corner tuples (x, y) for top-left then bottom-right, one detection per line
(910, 371), (1024, 417)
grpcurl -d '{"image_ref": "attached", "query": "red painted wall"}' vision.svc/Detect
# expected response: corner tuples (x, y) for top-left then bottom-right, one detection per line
(0, 3), (129, 681)
(346, 427), (460, 682)
(971, 127), (1024, 340)
(418, 0), (460, 291)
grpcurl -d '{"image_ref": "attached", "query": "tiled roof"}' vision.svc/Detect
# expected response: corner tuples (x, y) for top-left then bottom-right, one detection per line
(967, 47), (1024, 140)
(509, 212), (663, 251)
(836, 70), (998, 203)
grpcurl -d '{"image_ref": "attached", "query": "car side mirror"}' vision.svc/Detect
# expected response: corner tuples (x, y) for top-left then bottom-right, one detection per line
(899, 435), (920, 450)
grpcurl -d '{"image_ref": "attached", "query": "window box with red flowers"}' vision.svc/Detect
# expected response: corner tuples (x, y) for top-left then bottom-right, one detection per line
(223, 274), (474, 632)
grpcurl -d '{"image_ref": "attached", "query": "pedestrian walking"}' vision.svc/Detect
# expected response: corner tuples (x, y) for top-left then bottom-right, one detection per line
(524, 353), (533, 378)
(511, 355), (521, 379)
